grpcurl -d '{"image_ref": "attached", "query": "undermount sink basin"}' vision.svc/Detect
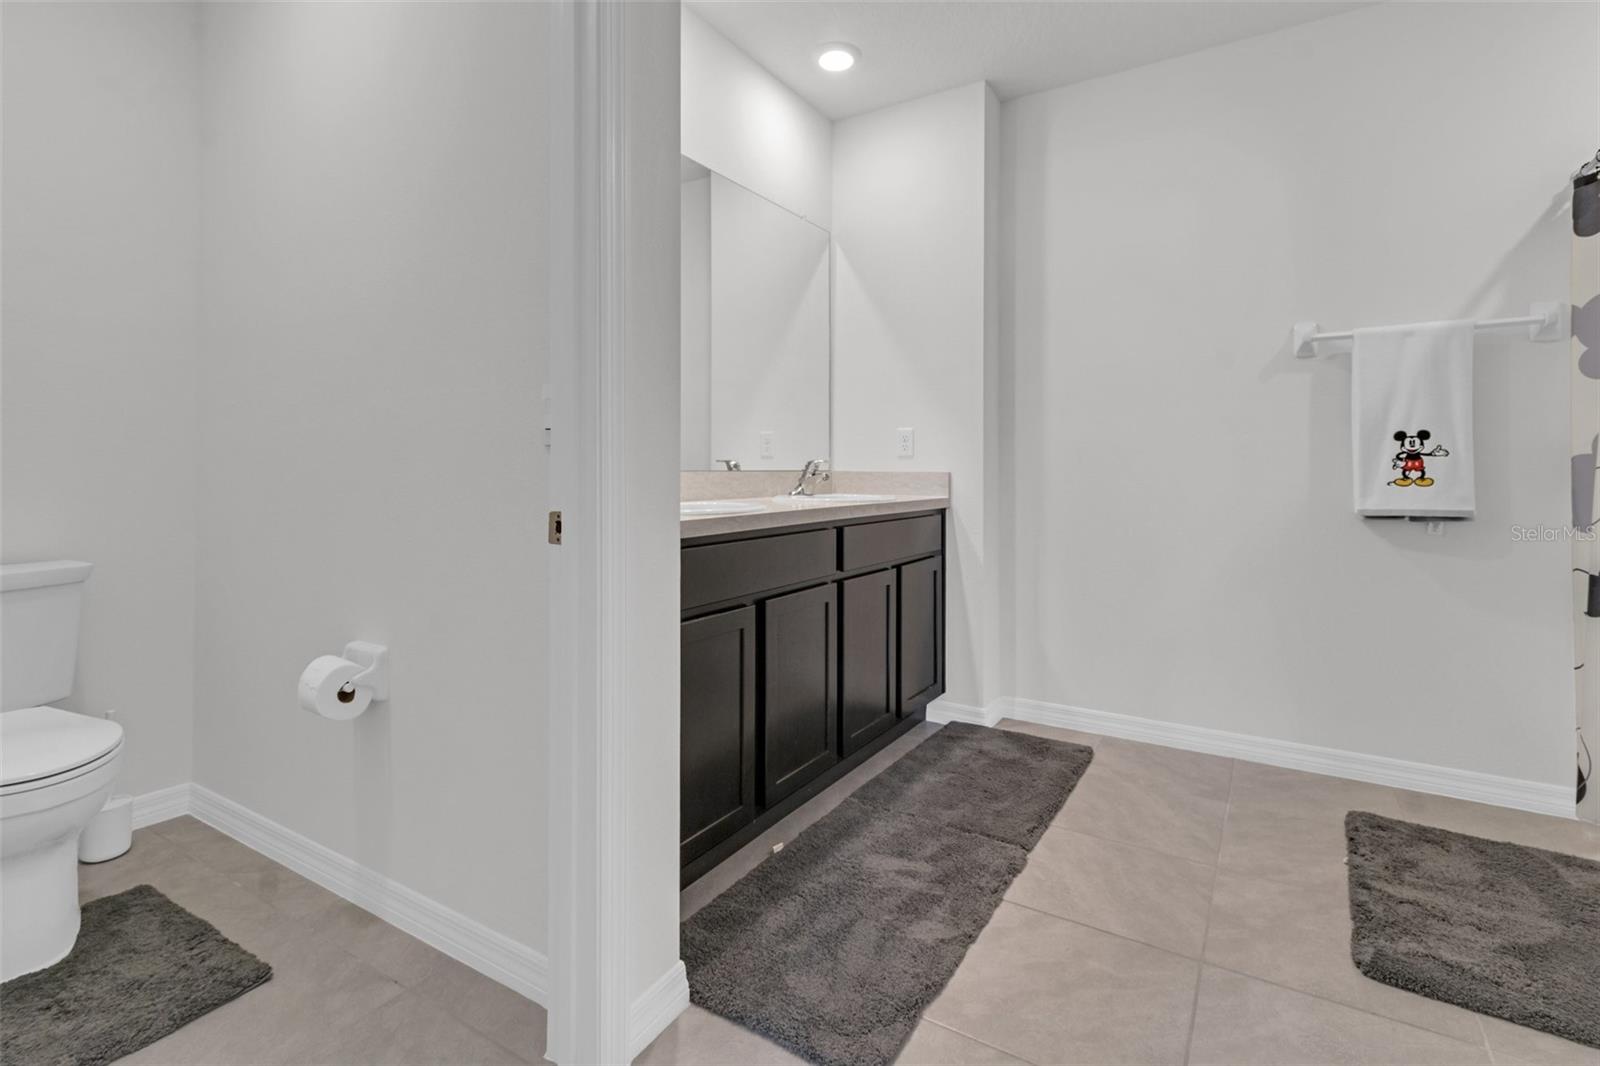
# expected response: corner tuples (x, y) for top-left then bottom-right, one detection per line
(681, 499), (766, 517)
(772, 493), (900, 506)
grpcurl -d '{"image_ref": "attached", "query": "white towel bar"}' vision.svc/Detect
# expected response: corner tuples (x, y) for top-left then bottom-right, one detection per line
(1293, 301), (1567, 359)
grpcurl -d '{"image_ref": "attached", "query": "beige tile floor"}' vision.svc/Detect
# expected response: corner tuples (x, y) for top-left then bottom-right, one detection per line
(88, 817), (547, 1065)
(92, 719), (1600, 1066)
(645, 719), (1600, 1066)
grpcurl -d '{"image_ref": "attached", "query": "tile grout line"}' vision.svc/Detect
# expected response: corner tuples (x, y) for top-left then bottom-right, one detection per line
(1191, 905), (1490, 1043)
(998, 897), (1207, 963)
(1475, 1014), (1496, 1063)
(1200, 961), (1495, 1055)
(927, 787), (1224, 1066)
(1041, 817), (1225, 868)
(97, 826), (416, 1065)
(978, 755), (1495, 1061)
(146, 821), (377, 974)
(145, 824), (427, 987)
(145, 821), (547, 1064)
(1196, 767), (1487, 1057)
(918, 1016), (1034, 1065)
(971, 891), (1494, 1057)
(154, 751), (1578, 1064)
(927, 737), (1567, 1063)
(1184, 758), (1234, 1065)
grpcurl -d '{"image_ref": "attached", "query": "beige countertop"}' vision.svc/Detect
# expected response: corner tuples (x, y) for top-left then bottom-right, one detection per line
(680, 471), (949, 539)
(680, 492), (949, 539)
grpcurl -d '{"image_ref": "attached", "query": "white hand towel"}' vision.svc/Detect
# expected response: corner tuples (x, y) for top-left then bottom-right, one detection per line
(1351, 321), (1475, 518)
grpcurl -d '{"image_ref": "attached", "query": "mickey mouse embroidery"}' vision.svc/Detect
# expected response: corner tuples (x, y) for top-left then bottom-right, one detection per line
(1389, 429), (1449, 487)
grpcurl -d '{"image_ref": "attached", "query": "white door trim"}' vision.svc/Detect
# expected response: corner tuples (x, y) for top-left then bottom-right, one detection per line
(545, 0), (631, 1061)
(546, 2), (686, 1062)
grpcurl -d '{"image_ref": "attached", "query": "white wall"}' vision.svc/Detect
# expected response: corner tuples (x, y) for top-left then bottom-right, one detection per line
(1, 2), (199, 798)
(195, 1), (548, 949)
(681, 177), (712, 470)
(709, 175), (831, 470)
(681, 7), (831, 228)
(832, 82), (999, 708)
(1001, 2), (1596, 789)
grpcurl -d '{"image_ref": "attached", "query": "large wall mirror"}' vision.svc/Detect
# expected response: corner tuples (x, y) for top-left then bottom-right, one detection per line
(681, 156), (830, 471)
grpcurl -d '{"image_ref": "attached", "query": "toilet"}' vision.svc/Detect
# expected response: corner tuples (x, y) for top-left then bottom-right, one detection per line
(0, 560), (123, 982)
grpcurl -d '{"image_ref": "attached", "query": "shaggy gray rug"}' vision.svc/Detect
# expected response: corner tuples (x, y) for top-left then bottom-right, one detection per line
(845, 723), (1089, 849)
(1346, 811), (1600, 1050)
(683, 722), (1094, 1066)
(0, 884), (272, 1066)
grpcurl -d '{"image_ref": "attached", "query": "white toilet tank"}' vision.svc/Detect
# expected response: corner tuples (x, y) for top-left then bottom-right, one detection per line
(1, 561), (93, 712)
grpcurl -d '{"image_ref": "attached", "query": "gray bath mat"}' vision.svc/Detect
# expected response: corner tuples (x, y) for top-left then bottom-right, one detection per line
(1, 883), (272, 1066)
(846, 722), (1093, 849)
(683, 722), (1093, 1066)
(1345, 811), (1600, 1049)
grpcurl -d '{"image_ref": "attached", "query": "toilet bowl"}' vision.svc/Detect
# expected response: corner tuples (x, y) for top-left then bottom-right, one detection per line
(1, 705), (124, 980)
(1, 559), (118, 982)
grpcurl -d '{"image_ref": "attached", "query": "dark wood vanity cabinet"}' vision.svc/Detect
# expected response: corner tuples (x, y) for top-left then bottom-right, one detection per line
(840, 569), (897, 755)
(680, 509), (945, 883)
(897, 554), (945, 715)
(679, 606), (757, 867)
(760, 583), (837, 806)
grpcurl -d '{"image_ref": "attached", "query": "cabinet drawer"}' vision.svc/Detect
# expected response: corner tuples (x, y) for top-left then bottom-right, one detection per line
(682, 529), (836, 611)
(841, 514), (942, 572)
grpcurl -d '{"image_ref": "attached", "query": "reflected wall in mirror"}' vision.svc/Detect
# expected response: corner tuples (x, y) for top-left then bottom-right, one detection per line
(681, 156), (829, 471)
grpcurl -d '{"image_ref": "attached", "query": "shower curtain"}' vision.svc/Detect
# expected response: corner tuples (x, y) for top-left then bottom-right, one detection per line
(1572, 206), (1599, 823)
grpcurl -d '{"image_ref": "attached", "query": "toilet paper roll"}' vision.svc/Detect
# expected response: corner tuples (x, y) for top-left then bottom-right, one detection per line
(298, 655), (372, 721)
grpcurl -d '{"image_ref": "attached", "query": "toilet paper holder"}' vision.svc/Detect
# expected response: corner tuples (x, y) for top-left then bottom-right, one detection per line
(339, 641), (390, 702)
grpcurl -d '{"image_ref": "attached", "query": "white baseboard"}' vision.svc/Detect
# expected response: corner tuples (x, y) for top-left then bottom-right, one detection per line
(127, 781), (684, 1050)
(993, 697), (1575, 819)
(925, 698), (1001, 727)
(130, 782), (193, 828)
(171, 784), (550, 1006)
(628, 959), (690, 1060)
(126, 690), (1570, 1058)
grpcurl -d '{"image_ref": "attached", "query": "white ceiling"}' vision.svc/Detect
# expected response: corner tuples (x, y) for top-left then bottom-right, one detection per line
(687, 1), (1365, 120)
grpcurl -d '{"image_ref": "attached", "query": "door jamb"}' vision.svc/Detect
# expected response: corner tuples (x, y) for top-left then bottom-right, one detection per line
(545, 2), (686, 1062)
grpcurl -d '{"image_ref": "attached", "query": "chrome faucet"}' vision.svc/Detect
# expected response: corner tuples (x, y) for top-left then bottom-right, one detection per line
(789, 458), (831, 497)
(714, 458), (742, 471)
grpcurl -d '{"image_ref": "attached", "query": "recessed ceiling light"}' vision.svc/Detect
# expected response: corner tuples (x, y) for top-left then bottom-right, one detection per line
(816, 43), (859, 73)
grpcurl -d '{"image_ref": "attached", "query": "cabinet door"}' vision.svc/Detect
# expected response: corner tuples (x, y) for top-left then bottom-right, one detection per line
(761, 584), (838, 806)
(898, 554), (945, 715)
(681, 606), (757, 866)
(840, 569), (898, 755)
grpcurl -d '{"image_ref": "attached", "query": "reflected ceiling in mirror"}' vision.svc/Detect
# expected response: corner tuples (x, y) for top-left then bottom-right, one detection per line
(682, 156), (830, 471)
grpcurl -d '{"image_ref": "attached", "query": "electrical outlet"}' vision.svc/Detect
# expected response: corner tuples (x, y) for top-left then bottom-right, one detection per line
(1426, 521), (1445, 536)
(759, 431), (775, 459)
(896, 427), (915, 458)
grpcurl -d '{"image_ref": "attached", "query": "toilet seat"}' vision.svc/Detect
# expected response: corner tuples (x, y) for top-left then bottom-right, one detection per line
(0, 706), (123, 983)
(1, 706), (124, 794)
